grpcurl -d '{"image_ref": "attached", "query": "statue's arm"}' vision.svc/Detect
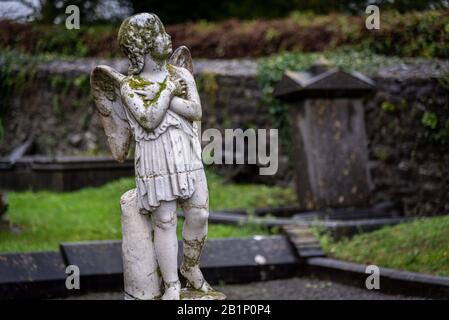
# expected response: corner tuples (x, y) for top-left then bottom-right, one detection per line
(169, 68), (202, 121)
(120, 81), (175, 131)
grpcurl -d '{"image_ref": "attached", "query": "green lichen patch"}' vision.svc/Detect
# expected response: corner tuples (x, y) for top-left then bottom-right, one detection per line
(151, 77), (168, 102)
(180, 288), (226, 300)
(167, 63), (175, 75)
(126, 75), (168, 109)
(142, 77), (168, 109)
(127, 75), (153, 90)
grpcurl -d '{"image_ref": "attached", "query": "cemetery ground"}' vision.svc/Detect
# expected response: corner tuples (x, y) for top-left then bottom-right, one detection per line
(319, 214), (449, 277)
(0, 171), (295, 253)
(65, 277), (423, 300)
(1, 170), (448, 279)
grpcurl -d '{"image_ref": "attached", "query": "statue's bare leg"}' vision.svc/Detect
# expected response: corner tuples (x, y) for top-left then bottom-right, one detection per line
(180, 169), (212, 293)
(153, 200), (181, 300)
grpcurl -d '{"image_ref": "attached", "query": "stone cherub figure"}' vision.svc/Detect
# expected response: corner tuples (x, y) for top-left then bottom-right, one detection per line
(91, 13), (222, 300)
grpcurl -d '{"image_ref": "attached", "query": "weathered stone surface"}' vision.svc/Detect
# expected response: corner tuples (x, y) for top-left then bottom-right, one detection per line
(0, 252), (67, 299)
(58, 236), (299, 289)
(60, 240), (123, 276)
(197, 235), (297, 268)
(180, 288), (226, 300)
(283, 225), (325, 258)
(366, 62), (449, 217)
(290, 98), (371, 209)
(275, 65), (374, 210)
(120, 189), (161, 300)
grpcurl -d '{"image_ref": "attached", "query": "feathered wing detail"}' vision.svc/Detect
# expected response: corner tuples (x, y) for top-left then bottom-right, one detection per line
(169, 46), (193, 74)
(91, 65), (132, 163)
(169, 46), (202, 144)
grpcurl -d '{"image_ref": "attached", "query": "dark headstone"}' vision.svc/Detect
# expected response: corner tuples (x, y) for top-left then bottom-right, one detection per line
(60, 236), (300, 291)
(197, 235), (300, 284)
(0, 156), (134, 192)
(60, 240), (123, 292)
(0, 252), (67, 299)
(274, 62), (375, 210)
(60, 240), (123, 276)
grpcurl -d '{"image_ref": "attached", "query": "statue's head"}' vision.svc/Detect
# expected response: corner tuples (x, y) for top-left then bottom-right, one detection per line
(118, 13), (173, 75)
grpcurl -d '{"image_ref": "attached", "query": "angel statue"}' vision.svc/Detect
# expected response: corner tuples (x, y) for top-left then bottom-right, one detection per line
(91, 13), (224, 300)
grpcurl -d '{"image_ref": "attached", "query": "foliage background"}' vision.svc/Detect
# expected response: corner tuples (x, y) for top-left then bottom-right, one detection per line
(16, 0), (449, 24)
(1, 10), (448, 59)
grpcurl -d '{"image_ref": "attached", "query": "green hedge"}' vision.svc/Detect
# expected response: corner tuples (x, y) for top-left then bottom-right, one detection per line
(0, 10), (448, 59)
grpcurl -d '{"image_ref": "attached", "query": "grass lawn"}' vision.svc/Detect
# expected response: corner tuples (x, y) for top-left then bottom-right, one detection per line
(0, 172), (296, 253)
(318, 215), (449, 277)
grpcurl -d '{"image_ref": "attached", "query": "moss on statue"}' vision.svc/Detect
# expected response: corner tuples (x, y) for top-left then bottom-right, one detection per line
(180, 288), (226, 300)
(181, 236), (207, 270)
(146, 77), (168, 107)
(127, 75), (154, 90)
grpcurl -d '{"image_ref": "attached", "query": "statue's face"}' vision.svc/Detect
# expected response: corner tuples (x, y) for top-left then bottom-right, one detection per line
(150, 20), (173, 60)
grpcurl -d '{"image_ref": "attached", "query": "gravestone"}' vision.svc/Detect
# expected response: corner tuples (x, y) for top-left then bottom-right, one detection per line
(274, 60), (375, 210)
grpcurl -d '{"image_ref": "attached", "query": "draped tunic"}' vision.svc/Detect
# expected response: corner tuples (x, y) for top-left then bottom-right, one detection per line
(124, 107), (203, 213)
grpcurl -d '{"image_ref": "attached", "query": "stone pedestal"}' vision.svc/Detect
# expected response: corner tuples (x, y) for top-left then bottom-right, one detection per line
(120, 189), (227, 300)
(274, 62), (375, 210)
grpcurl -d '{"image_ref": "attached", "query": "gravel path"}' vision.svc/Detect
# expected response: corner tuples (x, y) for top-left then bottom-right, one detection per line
(64, 277), (423, 300)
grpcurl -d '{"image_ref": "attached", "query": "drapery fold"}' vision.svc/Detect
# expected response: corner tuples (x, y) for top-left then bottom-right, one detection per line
(125, 108), (203, 213)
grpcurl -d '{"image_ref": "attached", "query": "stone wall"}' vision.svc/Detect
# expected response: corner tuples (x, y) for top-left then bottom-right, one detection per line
(1, 58), (448, 216)
(0, 58), (269, 155)
(366, 62), (449, 217)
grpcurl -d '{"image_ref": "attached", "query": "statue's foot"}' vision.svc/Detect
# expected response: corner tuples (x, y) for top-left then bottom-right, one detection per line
(181, 264), (213, 293)
(162, 280), (181, 300)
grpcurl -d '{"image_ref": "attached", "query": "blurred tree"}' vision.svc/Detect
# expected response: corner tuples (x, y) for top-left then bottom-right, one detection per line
(1, 0), (130, 24)
(129, 0), (323, 23)
(2, 0), (448, 24)
(38, 0), (102, 24)
(336, 0), (449, 13)
(127, 0), (449, 23)
(128, 0), (225, 24)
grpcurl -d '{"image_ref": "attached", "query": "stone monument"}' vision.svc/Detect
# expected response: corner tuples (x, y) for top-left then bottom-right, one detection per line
(274, 59), (375, 211)
(91, 13), (225, 300)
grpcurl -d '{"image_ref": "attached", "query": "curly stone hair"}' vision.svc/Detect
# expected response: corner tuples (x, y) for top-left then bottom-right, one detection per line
(118, 13), (163, 75)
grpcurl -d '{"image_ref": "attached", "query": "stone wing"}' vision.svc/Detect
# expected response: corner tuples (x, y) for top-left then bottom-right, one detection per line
(169, 45), (203, 141)
(169, 46), (193, 74)
(91, 65), (132, 163)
